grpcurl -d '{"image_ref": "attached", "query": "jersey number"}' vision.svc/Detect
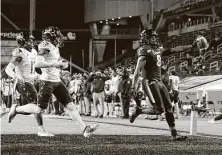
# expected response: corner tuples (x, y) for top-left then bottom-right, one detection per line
(156, 55), (161, 67)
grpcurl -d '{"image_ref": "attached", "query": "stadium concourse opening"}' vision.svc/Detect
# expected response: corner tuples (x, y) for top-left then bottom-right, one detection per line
(90, 30), (139, 71)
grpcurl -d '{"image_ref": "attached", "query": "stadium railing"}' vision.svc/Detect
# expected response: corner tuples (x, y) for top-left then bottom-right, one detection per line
(168, 66), (175, 72)
(217, 43), (222, 54)
(209, 61), (219, 72)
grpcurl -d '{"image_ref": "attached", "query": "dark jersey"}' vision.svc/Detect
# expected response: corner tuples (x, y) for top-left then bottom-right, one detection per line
(137, 46), (162, 81)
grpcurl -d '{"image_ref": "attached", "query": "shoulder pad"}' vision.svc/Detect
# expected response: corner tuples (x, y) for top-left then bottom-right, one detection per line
(38, 41), (51, 51)
(12, 48), (23, 57)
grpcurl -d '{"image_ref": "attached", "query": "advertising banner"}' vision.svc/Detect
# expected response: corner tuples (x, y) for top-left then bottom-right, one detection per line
(1, 30), (91, 41)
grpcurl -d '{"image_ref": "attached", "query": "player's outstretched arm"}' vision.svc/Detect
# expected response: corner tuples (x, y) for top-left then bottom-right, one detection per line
(5, 56), (22, 79)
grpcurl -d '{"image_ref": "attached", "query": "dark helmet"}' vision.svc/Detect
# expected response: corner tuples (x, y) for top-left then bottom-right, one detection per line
(16, 34), (26, 46)
(16, 31), (31, 47)
(42, 26), (64, 47)
(139, 28), (159, 46)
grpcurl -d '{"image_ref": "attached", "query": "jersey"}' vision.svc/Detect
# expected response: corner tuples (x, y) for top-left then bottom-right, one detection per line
(12, 47), (37, 83)
(38, 41), (61, 82)
(110, 75), (121, 93)
(137, 46), (162, 81)
(169, 75), (179, 91)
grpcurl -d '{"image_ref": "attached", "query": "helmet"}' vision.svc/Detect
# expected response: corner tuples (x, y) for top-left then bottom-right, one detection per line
(16, 34), (26, 46)
(139, 29), (159, 47)
(42, 26), (64, 47)
(16, 32), (30, 47)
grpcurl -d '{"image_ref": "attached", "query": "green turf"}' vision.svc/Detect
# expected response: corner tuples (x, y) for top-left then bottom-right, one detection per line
(1, 135), (222, 155)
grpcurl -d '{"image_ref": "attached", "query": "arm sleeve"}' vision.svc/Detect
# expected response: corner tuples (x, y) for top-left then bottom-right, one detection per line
(5, 63), (16, 78)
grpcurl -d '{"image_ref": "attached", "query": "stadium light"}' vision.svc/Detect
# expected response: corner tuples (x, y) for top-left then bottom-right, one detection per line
(106, 19), (108, 21)
(117, 23), (119, 26)
(100, 21), (103, 23)
(112, 18), (114, 20)
(118, 17), (121, 19)
(106, 22), (108, 24)
(129, 16), (132, 18)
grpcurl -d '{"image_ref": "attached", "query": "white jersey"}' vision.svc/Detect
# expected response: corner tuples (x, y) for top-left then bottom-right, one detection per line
(169, 75), (180, 91)
(12, 48), (37, 83)
(38, 41), (61, 82)
(110, 75), (121, 93)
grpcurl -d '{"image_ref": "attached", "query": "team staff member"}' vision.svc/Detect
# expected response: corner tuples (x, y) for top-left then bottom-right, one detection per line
(119, 69), (132, 118)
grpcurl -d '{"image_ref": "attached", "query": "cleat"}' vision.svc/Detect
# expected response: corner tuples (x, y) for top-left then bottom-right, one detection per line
(83, 124), (98, 138)
(38, 129), (54, 137)
(129, 105), (142, 123)
(171, 135), (188, 141)
(8, 104), (18, 123)
(208, 119), (216, 124)
(0, 107), (9, 118)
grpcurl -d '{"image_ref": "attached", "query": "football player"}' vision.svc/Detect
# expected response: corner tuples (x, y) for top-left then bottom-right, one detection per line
(23, 26), (97, 137)
(5, 33), (53, 136)
(130, 29), (187, 140)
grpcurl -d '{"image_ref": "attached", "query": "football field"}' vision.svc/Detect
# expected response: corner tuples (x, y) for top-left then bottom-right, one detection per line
(1, 115), (222, 155)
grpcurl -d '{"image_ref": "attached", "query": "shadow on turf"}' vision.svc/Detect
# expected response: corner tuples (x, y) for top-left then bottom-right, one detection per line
(1, 135), (222, 155)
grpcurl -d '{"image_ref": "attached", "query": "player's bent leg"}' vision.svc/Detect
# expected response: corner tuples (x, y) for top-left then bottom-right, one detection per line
(160, 83), (187, 140)
(54, 82), (98, 137)
(16, 104), (42, 114)
(8, 82), (42, 123)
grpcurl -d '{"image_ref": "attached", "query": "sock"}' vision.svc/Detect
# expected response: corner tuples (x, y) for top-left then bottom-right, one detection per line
(66, 102), (87, 132)
(170, 128), (177, 137)
(165, 112), (177, 136)
(34, 113), (43, 126)
(16, 104), (41, 114)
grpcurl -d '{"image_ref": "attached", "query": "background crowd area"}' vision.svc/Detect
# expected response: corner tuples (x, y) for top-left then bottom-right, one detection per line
(1, 63), (212, 121)
(162, 32), (222, 76)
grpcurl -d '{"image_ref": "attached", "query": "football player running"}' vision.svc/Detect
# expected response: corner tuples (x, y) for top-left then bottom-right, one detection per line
(32, 26), (97, 137)
(5, 33), (54, 136)
(130, 29), (187, 141)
